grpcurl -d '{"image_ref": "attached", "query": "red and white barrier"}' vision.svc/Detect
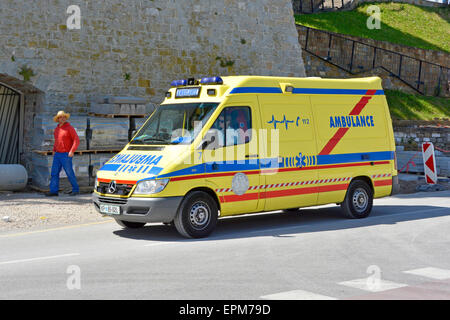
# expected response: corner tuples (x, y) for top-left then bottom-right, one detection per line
(422, 142), (437, 184)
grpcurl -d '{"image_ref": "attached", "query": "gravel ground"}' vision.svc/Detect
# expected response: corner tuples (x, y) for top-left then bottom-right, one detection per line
(0, 175), (448, 232)
(0, 192), (111, 232)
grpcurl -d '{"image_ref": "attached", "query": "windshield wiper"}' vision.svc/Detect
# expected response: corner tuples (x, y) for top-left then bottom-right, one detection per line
(131, 137), (167, 145)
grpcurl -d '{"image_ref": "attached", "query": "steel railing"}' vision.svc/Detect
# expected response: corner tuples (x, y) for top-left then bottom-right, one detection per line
(298, 25), (449, 96)
(292, 0), (353, 14)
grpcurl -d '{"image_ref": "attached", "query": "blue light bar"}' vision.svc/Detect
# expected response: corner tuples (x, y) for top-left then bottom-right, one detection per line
(200, 76), (223, 85)
(171, 79), (187, 87)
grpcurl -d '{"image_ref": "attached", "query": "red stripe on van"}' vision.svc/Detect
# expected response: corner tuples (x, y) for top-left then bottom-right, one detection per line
(222, 182), (349, 203)
(98, 178), (136, 184)
(261, 160), (390, 175)
(319, 89), (376, 155)
(318, 128), (349, 156)
(373, 179), (392, 187)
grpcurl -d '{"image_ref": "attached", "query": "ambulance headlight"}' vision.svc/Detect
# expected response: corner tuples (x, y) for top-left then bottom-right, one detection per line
(133, 179), (169, 195)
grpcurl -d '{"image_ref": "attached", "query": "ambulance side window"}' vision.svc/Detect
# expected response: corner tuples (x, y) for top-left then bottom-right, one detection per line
(210, 107), (252, 147)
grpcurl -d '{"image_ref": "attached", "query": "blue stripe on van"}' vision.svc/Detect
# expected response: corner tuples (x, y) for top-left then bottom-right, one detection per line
(292, 88), (384, 95)
(100, 152), (393, 179)
(317, 151), (394, 165)
(99, 164), (121, 171)
(229, 87), (384, 95)
(230, 87), (283, 94)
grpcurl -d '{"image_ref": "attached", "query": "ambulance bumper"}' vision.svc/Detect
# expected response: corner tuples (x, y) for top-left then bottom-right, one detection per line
(391, 175), (400, 195)
(92, 193), (182, 223)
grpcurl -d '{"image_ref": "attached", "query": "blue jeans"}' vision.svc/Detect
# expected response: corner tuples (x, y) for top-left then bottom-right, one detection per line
(50, 152), (79, 194)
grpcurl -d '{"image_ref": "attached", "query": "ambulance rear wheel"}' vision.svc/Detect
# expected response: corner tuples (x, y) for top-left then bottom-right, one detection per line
(341, 180), (373, 219)
(174, 191), (218, 238)
(115, 219), (146, 228)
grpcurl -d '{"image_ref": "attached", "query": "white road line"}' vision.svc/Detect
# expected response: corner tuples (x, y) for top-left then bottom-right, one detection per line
(0, 253), (80, 266)
(338, 278), (407, 293)
(143, 242), (173, 247)
(260, 289), (337, 300)
(403, 267), (450, 280)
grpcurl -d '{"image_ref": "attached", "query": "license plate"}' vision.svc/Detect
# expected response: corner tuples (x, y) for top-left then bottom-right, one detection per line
(100, 204), (121, 215)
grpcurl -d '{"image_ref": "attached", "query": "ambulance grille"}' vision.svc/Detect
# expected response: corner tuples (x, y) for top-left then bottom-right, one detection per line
(98, 196), (128, 205)
(97, 182), (133, 196)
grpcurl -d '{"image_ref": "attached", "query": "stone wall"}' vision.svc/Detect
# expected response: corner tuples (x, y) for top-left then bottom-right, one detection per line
(393, 120), (450, 151)
(394, 120), (450, 177)
(0, 0), (306, 175)
(0, 0), (305, 116)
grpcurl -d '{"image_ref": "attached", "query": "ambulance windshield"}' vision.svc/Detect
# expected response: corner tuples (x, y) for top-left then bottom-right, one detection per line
(131, 103), (218, 145)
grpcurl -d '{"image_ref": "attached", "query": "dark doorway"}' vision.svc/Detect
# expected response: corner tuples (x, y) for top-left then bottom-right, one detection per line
(0, 84), (21, 164)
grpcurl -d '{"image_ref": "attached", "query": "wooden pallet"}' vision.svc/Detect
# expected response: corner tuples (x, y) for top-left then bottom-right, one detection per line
(32, 149), (121, 156)
(88, 112), (146, 118)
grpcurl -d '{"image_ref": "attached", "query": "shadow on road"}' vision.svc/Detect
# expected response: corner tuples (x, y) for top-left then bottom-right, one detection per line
(112, 202), (450, 243)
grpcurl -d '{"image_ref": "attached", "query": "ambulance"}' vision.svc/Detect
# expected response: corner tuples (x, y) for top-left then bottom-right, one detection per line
(93, 76), (399, 238)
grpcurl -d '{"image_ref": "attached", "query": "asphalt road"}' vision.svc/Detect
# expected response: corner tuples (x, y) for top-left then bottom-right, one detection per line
(0, 191), (449, 300)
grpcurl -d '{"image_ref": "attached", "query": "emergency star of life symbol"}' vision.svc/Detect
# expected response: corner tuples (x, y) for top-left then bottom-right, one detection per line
(319, 90), (377, 155)
(295, 152), (306, 168)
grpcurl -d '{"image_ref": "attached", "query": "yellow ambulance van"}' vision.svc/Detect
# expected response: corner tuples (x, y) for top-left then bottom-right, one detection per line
(93, 76), (399, 238)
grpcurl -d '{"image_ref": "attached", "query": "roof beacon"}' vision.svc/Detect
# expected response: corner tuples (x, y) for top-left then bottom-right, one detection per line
(171, 79), (187, 87)
(200, 76), (223, 85)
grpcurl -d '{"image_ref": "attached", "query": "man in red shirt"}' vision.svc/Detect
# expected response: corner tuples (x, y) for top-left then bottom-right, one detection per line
(45, 110), (80, 196)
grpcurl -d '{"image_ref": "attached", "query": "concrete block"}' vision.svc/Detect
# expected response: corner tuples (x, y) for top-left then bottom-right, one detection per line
(136, 104), (146, 114)
(91, 103), (121, 114)
(119, 104), (131, 114)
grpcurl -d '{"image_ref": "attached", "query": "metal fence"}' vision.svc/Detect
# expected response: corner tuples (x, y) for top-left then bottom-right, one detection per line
(298, 25), (449, 96)
(292, 0), (353, 14)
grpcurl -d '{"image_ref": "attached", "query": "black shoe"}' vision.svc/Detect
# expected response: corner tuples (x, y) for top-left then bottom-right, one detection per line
(45, 192), (58, 197)
(68, 191), (80, 196)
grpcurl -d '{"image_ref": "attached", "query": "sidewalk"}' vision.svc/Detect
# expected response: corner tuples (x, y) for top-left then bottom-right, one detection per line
(0, 192), (109, 232)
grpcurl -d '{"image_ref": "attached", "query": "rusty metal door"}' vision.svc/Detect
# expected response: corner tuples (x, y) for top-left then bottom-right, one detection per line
(0, 85), (21, 164)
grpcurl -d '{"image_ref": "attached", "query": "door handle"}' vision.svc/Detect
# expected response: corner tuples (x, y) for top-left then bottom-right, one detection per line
(211, 163), (219, 170)
(245, 154), (259, 158)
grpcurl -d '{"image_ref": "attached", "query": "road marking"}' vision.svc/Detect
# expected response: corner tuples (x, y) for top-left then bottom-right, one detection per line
(0, 220), (113, 238)
(0, 253), (80, 266)
(403, 267), (450, 280)
(338, 278), (407, 293)
(143, 242), (172, 247)
(260, 289), (337, 300)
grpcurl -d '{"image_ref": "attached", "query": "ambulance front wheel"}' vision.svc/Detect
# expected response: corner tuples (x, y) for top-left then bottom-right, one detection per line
(174, 191), (218, 238)
(115, 219), (146, 228)
(341, 180), (373, 219)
